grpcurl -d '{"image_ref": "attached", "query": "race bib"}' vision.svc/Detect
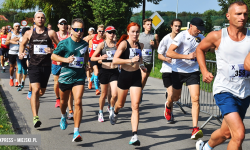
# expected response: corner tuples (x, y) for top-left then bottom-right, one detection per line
(229, 64), (250, 80)
(34, 45), (47, 55)
(129, 48), (141, 59)
(69, 57), (84, 68)
(106, 49), (116, 60)
(142, 49), (152, 56)
(93, 44), (98, 50)
(9, 50), (18, 55)
(1, 38), (6, 45)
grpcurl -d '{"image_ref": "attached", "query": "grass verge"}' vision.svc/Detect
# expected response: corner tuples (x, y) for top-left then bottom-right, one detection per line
(0, 93), (22, 150)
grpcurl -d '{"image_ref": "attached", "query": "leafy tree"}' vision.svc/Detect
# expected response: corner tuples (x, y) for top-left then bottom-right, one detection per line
(204, 12), (214, 34)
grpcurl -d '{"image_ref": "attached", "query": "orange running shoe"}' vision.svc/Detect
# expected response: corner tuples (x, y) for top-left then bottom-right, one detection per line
(55, 99), (60, 108)
(9, 79), (14, 87)
(15, 81), (18, 87)
(96, 89), (100, 95)
(191, 127), (203, 140)
(88, 78), (92, 89)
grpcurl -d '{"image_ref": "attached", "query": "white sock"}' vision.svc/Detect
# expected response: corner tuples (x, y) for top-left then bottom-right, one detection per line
(15, 79), (18, 82)
(2, 66), (5, 69)
(61, 113), (67, 118)
(203, 142), (213, 150)
(74, 128), (79, 133)
(22, 79), (24, 82)
(10, 76), (13, 79)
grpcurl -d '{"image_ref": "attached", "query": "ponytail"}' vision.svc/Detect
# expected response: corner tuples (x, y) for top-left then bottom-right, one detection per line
(116, 34), (128, 47)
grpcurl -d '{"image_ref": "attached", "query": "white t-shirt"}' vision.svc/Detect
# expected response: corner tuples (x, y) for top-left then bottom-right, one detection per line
(171, 30), (204, 73)
(157, 33), (174, 73)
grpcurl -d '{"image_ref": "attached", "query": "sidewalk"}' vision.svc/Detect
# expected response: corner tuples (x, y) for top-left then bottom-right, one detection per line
(1, 67), (250, 150)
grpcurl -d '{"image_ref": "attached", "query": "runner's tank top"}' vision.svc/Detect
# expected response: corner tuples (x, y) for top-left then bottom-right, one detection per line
(213, 28), (250, 99)
(29, 27), (53, 66)
(120, 40), (141, 60)
(0, 34), (9, 49)
(139, 32), (154, 64)
(100, 41), (116, 62)
(52, 32), (69, 64)
(89, 34), (103, 57)
(9, 31), (22, 55)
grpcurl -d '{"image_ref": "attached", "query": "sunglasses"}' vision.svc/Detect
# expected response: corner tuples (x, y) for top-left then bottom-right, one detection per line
(98, 30), (104, 33)
(72, 28), (84, 33)
(60, 22), (67, 25)
(107, 31), (116, 34)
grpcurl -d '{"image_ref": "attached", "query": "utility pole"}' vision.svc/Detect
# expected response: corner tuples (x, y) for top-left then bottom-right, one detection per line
(142, 0), (145, 32)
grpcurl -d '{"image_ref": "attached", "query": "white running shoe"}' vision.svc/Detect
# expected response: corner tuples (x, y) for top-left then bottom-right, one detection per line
(98, 113), (104, 122)
(109, 110), (117, 125)
(129, 134), (140, 146)
(196, 140), (206, 150)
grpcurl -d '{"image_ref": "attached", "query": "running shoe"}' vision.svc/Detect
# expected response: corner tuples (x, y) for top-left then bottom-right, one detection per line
(27, 91), (32, 100)
(60, 113), (68, 130)
(196, 140), (206, 150)
(129, 134), (140, 146)
(55, 98), (60, 108)
(96, 89), (100, 95)
(21, 81), (25, 87)
(17, 85), (24, 91)
(109, 111), (118, 125)
(15, 81), (18, 87)
(98, 113), (104, 122)
(33, 116), (42, 128)
(9, 79), (14, 86)
(68, 110), (74, 120)
(4, 62), (8, 66)
(191, 127), (203, 140)
(164, 101), (174, 123)
(72, 131), (82, 142)
(88, 78), (92, 89)
(1, 69), (5, 73)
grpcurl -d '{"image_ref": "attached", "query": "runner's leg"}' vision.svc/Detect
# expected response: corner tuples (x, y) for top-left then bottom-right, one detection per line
(72, 85), (84, 128)
(188, 84), (200, 127)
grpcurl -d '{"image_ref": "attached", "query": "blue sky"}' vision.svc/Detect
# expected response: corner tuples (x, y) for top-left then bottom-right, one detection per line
(133, 0), (222, 14)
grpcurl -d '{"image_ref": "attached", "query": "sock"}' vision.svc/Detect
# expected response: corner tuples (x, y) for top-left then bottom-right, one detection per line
(93, 75), (99, 90)
(110, 107), (114, 110)
(61, 113), (67, 118)
(2, 66), (5, 69)
(203, 142), (213, 150)
(74, 127), (79, 133)
(15, 79), (18, 82)
(90, 75), (94, 82)
(132, 131), (137, 136)
(10, 76), (13, 79)
(22, 79), (24, 83)
(114, 110), (119, 115)
(99, 110), (103, 114)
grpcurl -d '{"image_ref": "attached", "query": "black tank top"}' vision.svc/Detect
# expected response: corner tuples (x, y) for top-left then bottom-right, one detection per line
(100, 41), (117, 62)
(29, 27), (53, 66)
(120, 40), (141, 59)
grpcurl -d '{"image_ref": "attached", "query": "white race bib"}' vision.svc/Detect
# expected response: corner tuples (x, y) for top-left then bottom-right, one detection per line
(106, 49), (116, 60)
(1, 38), (6, 45)
(9, 50), (18, 55)
(142, 49), (152, 56)
(129, 48), (141, 59)
(228, 64), (250, 81)
(34, 45), (47, 55)
(69, 57), (84, 68)
(93, 44), (98, 50)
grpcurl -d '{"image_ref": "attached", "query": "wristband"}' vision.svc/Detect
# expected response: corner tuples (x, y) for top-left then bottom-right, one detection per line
(140, 64), (145, 68)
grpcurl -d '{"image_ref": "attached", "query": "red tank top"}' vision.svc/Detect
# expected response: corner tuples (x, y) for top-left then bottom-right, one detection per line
(89, 34), (103, 57)
(1, 34), (9, 49)
(52, 32), (69, 65)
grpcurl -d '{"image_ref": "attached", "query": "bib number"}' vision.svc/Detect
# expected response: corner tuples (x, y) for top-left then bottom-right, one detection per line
(129, 48), (141, 59)
(69, 57), (84, 68)
(1, 38), (6, 45)
(106, 49), (116, 60)
(229, 64), (250, 80)
(34, 45), (47, 55)
(93, 44), (98, 50)
(142, 49), (152, 56)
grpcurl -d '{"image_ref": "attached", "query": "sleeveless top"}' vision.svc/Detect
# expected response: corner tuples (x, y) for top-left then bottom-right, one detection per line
(0, 34), (9, 49)
(56, 32), (69, 41)
(9, 31), (22, 55)
(100, 41), (116, 63)
(213, 28), (250, 99)
(29, 27), (53, 66)
(89, 34), (103, 57)
(139, 32), (154, 64)
(120, 40), (142, 60)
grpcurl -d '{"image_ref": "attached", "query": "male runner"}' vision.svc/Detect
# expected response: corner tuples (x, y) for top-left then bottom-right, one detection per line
(196, 2), (250, 150)
(139, 18), (159, 101)
(0, 26), (9, 73)
(51, 18), (88, 142)
(19, 10), (59, 128)
(6, 23), (22, 87)
(167, 17), (205, 140)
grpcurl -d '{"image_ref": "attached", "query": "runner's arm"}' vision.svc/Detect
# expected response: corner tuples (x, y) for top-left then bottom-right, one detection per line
(19, 30), (31, 59)
(244, 52), (250, 71)
(90, 42), (105, 61)
(113, 41), (132, 65)
(50, 30), (60, 46)
(5, 33), (12, 45)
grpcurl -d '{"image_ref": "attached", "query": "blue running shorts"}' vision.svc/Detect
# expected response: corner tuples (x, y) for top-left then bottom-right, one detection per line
(51, 64), (62, 75)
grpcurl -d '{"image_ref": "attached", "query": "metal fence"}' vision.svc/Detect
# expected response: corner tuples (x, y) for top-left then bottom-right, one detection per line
(174, 60), (222, 129)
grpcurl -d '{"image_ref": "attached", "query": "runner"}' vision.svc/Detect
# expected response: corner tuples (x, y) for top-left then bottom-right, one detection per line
(51, 18), (88, 142)
(196, 2), (250, 150)
(157, 19), (182, 123)
(0, 26), (9, 73)
(112, 22), (147, 146)
(167, 17), (205, 140)
(91, 26), (119, 123)
(139, 18), (159, 102)
(86, 25), (104, 95)
(5, 23), (21, 87)
(17, 27), (30, 91)
(19, 10), (59, 128)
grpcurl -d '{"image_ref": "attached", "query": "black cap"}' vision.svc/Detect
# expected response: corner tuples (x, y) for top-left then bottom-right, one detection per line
(190, 17), (205, 31)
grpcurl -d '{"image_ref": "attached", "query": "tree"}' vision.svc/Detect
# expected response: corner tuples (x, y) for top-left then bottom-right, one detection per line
(204, 12), (214, 34)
